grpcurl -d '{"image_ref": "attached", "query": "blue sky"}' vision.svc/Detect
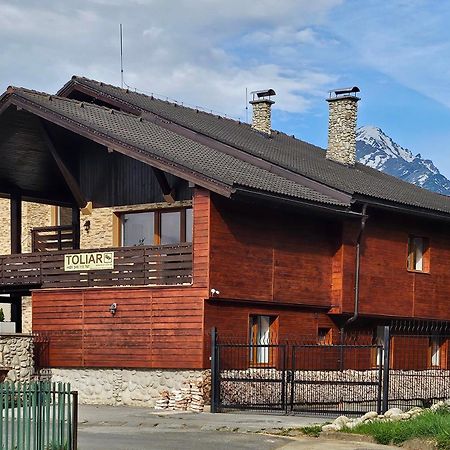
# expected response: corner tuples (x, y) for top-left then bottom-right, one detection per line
(1, 0), (450, 176)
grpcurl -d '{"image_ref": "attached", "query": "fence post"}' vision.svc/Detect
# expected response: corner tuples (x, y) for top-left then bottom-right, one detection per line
(210, 327), (218, 413)
(381, 325), (391, 413)
(72, 391), (78, 450)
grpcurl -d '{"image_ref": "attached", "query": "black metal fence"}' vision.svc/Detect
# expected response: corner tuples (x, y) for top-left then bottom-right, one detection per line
(211, 325), (450, 416)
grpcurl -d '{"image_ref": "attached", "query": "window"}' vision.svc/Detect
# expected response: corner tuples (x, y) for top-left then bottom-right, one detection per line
(123, 212), (154, 246)
(52, 206), (72, 226)
(318, 328), (332, 345)
(121, 208), (192, 246)
(429, 336), (446, 369)
(407, 236), (429, 272)
(374, 327), (385, 367)
(249, 315), (277, 365)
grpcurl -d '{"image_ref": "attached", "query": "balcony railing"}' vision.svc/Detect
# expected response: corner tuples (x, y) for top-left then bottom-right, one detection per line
(31, 225), (76, 252)
(0, 243), (193, 289)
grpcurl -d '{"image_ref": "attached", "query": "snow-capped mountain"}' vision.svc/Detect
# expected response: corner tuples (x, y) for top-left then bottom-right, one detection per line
(356, 126), (450, 195)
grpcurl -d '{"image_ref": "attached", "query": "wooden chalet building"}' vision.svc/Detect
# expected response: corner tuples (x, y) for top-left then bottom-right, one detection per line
(0, 77), (449, 404)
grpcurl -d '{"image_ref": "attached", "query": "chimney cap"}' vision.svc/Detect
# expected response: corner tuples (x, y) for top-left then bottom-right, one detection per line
(328, 86), (360, 99)
(250, 89), (276, 101)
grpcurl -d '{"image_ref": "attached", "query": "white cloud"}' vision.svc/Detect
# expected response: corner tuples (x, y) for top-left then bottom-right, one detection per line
(327, 1), (450, 109)
(0, 0), (343, 117)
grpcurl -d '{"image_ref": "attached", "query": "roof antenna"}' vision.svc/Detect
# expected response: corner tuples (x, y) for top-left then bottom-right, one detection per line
(245, 87), (248, 123)
(120, 24), (124, 89)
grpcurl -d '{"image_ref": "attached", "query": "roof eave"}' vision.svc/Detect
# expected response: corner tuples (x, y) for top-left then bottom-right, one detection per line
(234, 187), (360, 219)
(353, 195), (450, 222)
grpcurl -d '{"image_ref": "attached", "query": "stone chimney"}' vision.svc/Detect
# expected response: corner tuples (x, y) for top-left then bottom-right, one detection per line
(249, 89), (276, 135)
(326, 86), (360, 166)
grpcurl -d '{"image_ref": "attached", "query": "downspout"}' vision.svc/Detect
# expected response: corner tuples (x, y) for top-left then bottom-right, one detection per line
(344, 203), (368, 328)
(339, 203), (368, 369)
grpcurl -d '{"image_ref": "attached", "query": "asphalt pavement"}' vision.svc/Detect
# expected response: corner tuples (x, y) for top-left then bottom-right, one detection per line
(78, 404), (397, 450)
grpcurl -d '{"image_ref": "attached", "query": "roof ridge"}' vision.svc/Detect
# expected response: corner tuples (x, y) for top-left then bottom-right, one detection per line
(70, 75), (248, 125)
(11, 87), (155, 123)
(69, 75), (335, 151)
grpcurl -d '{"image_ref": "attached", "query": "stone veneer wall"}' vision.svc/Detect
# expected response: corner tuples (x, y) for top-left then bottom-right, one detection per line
(80, 208), (114, 249)
(0, 335), (34, 382)
(326, 96), (359, 166)
(0, 198), (53, 254)
(51, 368), (210, 407)
(21, 296), (32, 334)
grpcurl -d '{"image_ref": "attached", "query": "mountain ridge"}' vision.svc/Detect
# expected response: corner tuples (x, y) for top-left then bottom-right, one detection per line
(356, 125), (450, 196)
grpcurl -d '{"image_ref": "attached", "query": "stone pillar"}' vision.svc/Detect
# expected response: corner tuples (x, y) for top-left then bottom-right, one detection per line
(250, 99), (274, 135)
(326, 95), (360, 166)
(21, 296), (32, 334)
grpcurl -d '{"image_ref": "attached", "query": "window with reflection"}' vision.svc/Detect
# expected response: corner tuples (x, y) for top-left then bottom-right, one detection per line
(122, 212), (154, 246)
(121, 208), (192, 246)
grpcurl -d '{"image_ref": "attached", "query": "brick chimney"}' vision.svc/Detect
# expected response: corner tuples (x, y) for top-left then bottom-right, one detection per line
(326, 86), (360, 166)
(249, 89), (276, 135)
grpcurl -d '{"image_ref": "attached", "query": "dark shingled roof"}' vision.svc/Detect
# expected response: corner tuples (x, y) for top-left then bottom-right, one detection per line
(59, 76), (450, 216)
(1, 87), (347, 208)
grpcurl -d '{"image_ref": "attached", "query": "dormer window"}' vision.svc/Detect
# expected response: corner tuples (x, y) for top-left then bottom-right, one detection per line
(407, 236), (429, 272)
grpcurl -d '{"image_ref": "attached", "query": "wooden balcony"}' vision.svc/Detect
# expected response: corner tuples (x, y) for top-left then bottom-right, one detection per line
(31, 225), (77, 252)
(0, 243), (193, 290)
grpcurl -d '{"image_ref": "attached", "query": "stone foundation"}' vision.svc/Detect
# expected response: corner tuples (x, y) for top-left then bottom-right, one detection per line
(50, 368), (211, 407)
(0, 335), (34, 382)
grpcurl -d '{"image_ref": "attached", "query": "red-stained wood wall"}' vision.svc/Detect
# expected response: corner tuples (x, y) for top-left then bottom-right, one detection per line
(32, 188), (211, 369)
(352, 210), (450, 321)
(208, 195), (342, 308)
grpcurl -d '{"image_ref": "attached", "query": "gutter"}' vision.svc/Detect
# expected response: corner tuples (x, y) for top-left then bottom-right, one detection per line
(233, 187), (362, 218)
(354, 196), (450, 223)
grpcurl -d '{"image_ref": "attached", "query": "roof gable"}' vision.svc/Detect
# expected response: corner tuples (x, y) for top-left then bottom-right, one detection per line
(59, 76), (450, 217)
(0, 87), (349, 211)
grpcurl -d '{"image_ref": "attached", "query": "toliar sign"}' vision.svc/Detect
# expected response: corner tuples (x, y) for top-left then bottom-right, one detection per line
(64, 251), (115, 271)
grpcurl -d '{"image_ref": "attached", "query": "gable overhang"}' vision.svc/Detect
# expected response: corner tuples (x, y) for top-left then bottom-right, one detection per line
(0, 91), (235, 200)
(59, 78), (353, 206)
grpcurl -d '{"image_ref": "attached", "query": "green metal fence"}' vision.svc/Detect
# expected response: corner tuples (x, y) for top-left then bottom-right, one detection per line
(0, 382), (78, 450)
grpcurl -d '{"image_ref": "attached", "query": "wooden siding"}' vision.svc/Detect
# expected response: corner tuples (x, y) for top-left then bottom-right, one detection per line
(353, 210), (450, 321)
(209, 195), (340, 307)
(33, 287), (206, 368)
(32, 188), (211, 369)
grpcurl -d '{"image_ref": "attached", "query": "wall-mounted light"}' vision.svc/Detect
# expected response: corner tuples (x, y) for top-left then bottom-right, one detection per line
(83, 220), (91, 233)
(210, 288), (220, 297)
(109, 303), (117, 316)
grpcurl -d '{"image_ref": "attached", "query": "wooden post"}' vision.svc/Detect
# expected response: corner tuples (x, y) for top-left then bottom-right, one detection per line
(10, 193), (22, 254)
(72, 207), (80, 250)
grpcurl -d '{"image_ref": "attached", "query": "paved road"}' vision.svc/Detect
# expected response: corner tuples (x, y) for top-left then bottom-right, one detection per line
(78, 405), (397, 450)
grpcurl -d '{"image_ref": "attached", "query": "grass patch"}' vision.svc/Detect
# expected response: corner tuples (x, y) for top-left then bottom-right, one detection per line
(343, 409), (450, 449)
(265, 424), (325, 437)
(300, 425), (323, 437)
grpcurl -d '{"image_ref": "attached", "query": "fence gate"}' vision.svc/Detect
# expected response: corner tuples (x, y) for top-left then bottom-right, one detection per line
(211, 330), (383, 415)
(212, 341), (287, 412)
